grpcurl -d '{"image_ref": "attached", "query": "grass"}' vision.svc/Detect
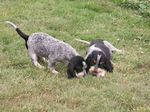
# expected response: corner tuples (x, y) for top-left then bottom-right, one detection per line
(0, 0), (150, 111)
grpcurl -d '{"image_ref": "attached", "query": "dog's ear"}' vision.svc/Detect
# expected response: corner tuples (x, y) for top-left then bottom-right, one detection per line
(85, 54), (93, 66)
(104, 59), (113, 72)
(85, 56), (92, 73)
(67, 64), (76, 79)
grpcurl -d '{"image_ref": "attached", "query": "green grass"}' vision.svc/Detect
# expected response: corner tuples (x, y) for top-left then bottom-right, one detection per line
(0, 0), (150, 111)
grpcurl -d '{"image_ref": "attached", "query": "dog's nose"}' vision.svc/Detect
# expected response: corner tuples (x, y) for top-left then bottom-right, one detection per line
(93, 67), (98, 72)
(93, 69), (98, 74)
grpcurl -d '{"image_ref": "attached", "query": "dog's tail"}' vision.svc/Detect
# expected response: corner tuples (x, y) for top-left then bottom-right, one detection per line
(5, 21), (29, 42)
(75, 38), (90, 45)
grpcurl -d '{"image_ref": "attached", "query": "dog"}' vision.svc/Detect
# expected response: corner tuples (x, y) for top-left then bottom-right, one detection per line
(6, 21), (87, 78)
(76, 39), (122, 77)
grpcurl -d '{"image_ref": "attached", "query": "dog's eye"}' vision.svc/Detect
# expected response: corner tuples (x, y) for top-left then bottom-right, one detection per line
(93, 59), (96, 64)
(100, 62), (104, 65)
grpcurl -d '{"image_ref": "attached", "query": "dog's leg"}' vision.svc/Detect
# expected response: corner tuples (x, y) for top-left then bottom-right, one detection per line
(63, 60), (69, 65)
(29, 52), (44, 68)
(38, 57), (48, 63)
(48, 59), (59, 74)
(42, 57), (48, 63)
(103, 41), (122, 53)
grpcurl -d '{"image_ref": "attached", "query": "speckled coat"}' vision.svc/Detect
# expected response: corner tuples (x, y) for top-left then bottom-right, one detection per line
(28, 32), (79, 62)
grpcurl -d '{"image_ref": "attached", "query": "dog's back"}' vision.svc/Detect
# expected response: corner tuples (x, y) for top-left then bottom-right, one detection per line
(27, 32), (78, 60)
(89, 39), (112, 60)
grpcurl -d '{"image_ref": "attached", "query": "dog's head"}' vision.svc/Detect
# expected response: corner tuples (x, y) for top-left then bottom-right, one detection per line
(67, 56), (87, 79)
(86, 51), (113, 75)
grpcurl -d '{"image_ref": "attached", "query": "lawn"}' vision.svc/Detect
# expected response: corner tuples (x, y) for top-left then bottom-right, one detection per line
(0, 0), (150, 112)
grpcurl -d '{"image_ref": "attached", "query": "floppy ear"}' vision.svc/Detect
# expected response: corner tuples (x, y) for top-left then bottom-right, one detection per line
(104, 59), (113, 72)
(85, 56), (92, 73)
(67, 65), (76, 79)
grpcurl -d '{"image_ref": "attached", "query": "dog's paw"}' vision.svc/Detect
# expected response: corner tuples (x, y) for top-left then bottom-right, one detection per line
(52, 69), (59, 74)
(36, 63), (45, 69)
(42, 57), (48, 63)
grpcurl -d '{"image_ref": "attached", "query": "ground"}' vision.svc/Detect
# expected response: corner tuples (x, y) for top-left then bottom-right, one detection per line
(0, 0), (150, 112)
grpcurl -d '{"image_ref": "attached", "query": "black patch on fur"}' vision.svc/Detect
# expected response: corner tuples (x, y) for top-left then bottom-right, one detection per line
(89, 39), (104, 46)
(67, 56), (86, 79)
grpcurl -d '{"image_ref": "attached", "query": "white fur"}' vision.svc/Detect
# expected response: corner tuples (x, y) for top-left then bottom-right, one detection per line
(82, 61), (87, 69)
(103, 40), (123, 53)
(6, 21), (18, 29)
(76, 72), (85, 78)
(96, 55), (101, 67)
(85, 44), (103, 59)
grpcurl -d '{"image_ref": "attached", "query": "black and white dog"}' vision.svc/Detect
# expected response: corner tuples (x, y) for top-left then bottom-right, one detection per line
(6, 21), (87, 78)
(76, 39), (122, 77)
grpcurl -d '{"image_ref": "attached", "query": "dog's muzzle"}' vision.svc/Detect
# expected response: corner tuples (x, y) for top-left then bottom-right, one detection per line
(76, 70), (87, 78)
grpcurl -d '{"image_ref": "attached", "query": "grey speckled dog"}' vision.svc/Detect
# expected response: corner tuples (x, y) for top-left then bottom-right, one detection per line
(6, 21), (82, 74)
